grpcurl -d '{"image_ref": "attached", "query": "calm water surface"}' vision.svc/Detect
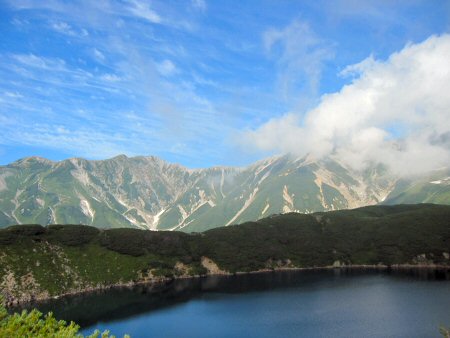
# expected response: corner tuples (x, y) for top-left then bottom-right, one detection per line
(30, 269), (450, 338)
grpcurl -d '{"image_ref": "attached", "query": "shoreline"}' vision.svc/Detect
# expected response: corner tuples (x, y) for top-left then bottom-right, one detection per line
(6, 263), (450, 309)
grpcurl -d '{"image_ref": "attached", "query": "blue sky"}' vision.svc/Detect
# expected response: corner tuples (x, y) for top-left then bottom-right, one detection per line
(0, 0), (449, 168)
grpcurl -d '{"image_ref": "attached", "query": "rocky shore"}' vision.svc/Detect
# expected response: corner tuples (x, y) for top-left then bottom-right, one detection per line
(4, 260), (449, 308)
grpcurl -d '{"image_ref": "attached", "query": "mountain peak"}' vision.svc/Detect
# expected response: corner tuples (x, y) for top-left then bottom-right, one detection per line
(112, 154), (129, 160)
(10, 156), (54, 167)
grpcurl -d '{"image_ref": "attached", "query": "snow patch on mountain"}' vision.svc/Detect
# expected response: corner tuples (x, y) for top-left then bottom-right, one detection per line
(226, 187), (259, 226)
(0, 171), (12, 192)
(80, 199), (95, 222)
(430, 177), (450, 185)
(150, 208), (166, 230)
(282, 185), (295, 213)
(314, 176), (327, 209)
(70, 162), (91, 187)
(261, 202), (270, 216)
(35, 197), (45, 208)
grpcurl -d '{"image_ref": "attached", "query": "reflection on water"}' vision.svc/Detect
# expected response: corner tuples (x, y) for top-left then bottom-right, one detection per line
(16, 268), (450, 329)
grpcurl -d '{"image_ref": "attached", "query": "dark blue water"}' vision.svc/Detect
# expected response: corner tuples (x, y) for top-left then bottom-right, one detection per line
(32, 269), (450, 338)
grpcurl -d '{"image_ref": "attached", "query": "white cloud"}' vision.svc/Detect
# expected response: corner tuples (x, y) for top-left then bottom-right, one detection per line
(127, 0), (161, 24)
(51, 21), (89, 37)
(157, 59), (177, 77)
(100, 73), (121, 82)
(13, 54), (66, 71)
(11, 17), (29, 26)
(192, 0), (206, 12)
(93, 48), (105, 62)
(263, 20), (334, 104)
(4, 91), (23, 98)
(8, 125), (134, 159)
(51, 21), (76, 35)
(244, 34), (450, 176)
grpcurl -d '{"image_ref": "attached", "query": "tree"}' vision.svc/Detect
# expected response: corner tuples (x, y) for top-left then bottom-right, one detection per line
(441, 326), (450, 338)
(0, 298), (129, 338)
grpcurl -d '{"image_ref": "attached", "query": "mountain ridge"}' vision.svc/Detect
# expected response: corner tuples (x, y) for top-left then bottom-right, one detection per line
(1, 154), (449, 232)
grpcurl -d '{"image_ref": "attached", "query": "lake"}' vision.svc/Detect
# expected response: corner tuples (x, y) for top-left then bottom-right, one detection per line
(29, 269), (450, 338)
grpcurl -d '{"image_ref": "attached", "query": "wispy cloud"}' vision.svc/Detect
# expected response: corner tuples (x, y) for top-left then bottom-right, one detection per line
(3, 91), (23, 99)
(157, 59), (177, 77)
(93, 48), (105, 62)
(12, 53), (67, 71)
(127, 0), (161, 24)
(263, 20), (335, 107)
(2, 124), (137, 159)
(100, 73), (122, 82)
(191, 0), (207, 12)
(51, 21), (88, 37)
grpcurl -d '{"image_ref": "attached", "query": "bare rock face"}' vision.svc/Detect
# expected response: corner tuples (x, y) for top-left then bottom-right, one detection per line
(201, 257), (227, 275)
(333, 260), (342, 268)
(0, 270), (49, 305)
(174, 262), (190, 277)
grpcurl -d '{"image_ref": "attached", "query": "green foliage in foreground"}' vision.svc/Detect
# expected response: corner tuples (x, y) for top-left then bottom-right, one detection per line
(441, 326), (450, 338)
(0, 299), (129, 338)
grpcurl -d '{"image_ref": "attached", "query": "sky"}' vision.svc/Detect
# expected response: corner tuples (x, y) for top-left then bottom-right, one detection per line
(0, 0), (449, 172)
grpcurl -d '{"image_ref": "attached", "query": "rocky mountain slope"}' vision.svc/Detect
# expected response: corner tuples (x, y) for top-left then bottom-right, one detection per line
(0, 154), (448, 232)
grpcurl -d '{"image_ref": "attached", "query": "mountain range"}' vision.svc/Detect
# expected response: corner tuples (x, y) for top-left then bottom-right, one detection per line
(0, 154), (449, 232)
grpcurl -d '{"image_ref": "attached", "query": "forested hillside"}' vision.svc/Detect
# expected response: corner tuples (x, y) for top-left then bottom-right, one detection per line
(1, 204), (449, 305)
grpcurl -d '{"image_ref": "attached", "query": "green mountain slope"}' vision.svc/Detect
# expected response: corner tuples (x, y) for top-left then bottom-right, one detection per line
(1, 204), (449, 305)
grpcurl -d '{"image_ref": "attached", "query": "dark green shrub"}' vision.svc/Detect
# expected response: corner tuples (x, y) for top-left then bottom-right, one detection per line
(47, 224), (99, 246)
(7, 224), (46, 236)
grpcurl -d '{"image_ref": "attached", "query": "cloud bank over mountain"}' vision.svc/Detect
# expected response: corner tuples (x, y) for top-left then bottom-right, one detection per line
(244, 34), (450, 176)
